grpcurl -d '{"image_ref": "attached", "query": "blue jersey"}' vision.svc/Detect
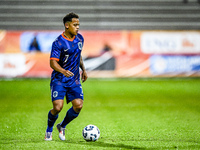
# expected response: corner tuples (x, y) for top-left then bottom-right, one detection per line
(50, 32), (84, 87)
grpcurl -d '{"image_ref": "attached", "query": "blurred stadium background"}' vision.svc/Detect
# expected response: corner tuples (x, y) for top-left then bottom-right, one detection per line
(1, 1), (200, 149)
(0, 0), (200, 78)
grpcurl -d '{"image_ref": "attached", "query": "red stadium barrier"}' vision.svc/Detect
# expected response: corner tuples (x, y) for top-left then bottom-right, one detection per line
(0, 30), (200, 78)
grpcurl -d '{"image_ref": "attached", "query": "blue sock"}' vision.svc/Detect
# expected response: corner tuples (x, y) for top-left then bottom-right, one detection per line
(60, 107), (79, 128)
(46, 110), (58, 132)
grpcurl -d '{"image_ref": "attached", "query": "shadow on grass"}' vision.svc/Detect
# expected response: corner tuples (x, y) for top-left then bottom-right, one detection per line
(64, 138), (200, 150)
(0, 138), (146, 149)
(66, 140), (147, 150)
(1, 137), (199, 150)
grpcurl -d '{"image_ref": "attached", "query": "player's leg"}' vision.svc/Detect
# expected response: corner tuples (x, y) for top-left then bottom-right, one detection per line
(60, 83), (84, 128)
(57, 98), (83, 140)
(61, 98), (83, 127)
(57, 84), (84, 140)
(47, 99), (64, 132)
(45, 99), (63, 141)
(45, 83), (66, 141)
(51, 99), (64, 115)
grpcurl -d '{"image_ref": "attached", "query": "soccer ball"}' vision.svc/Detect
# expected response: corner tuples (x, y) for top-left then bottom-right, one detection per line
(82, 124), (100, 141)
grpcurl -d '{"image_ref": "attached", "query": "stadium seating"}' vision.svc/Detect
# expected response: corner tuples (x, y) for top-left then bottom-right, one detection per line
(0, 0), (200, 30)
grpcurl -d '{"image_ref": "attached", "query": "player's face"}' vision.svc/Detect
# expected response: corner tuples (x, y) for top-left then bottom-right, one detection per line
(67, 18), (79, 36)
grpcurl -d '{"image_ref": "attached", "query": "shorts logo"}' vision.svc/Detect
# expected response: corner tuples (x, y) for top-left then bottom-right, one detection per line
(78, 42), (82, 50)
(53, 91), (58, 98)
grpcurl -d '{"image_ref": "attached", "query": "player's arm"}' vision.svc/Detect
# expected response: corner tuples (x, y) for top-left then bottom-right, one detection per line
(50, 59), (74, 77)
(80, 56), (88, 83)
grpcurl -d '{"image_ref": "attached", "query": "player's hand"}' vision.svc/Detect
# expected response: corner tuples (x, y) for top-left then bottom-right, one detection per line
(62, 70), (74, 77)
(81, 71), (88, 83)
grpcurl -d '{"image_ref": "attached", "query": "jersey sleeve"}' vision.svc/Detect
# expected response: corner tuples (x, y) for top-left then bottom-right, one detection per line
(50, 39), (62, 61)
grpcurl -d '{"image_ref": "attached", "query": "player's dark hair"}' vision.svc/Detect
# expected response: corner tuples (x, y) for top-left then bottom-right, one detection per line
(63, 12), (79, 25)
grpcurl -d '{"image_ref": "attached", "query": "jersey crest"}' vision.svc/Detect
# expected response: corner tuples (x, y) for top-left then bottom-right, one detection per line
(78, 42), (83, 50)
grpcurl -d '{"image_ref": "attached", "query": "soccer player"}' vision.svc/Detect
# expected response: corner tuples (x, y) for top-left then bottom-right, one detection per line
(45, 12), (88, 141)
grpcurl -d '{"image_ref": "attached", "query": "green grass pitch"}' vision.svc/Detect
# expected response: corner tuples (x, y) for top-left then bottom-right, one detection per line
(0, 78), (200, 150)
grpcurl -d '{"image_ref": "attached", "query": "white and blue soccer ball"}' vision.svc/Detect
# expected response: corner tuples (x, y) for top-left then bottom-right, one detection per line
(82, 124), (100, 141)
